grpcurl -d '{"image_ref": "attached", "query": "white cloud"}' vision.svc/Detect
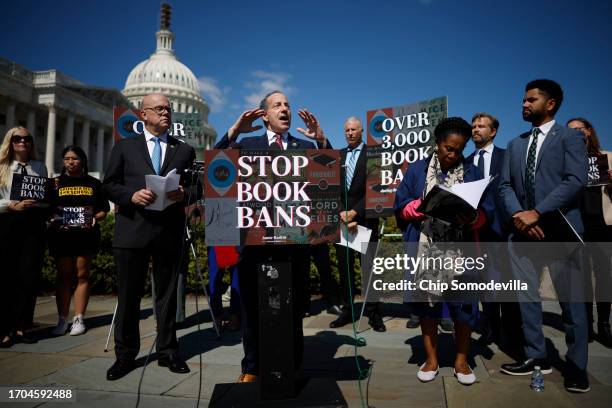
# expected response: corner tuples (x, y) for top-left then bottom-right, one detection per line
(244, 70), (296, 107)
(197, 76), (230, 113)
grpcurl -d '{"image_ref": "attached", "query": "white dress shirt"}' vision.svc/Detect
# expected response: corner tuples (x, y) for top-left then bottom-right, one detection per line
(143, 127), (168, 166)
(526, 119), (555, 162)
(266, 129), (288, 149)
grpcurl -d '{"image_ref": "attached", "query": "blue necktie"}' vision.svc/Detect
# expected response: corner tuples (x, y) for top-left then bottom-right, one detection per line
(345, 148), (359, 188)
(152, 137), (162, 175)
(525, 128), (540, 209)
(477, 149), (486, 179)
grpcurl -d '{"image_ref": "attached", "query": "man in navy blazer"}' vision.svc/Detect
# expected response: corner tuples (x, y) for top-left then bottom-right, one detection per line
(214, 90), (329, 383)
(498, 79), (590, 393)
(466, 113), (520, 346)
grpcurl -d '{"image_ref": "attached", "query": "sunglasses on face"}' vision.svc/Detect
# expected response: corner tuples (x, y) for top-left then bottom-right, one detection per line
(11, 136), (33, 144)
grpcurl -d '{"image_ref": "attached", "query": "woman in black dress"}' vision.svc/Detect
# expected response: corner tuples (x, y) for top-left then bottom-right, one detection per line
(0, 126), (48, 347)
(50, 146), (109, 336)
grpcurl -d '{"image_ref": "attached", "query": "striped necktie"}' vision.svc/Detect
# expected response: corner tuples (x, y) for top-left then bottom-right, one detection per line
(151, 136), (162, 175)
(273, 134), (284, 150)
(345, 147), (359, 188)
(524, 127), (540, 208)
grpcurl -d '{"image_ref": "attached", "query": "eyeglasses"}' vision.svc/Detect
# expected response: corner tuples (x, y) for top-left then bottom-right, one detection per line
(144, 105), (172, 115)
(11, 136), (33, 144)
(572, 126), (587, 132)
(63, 157), (81, 162)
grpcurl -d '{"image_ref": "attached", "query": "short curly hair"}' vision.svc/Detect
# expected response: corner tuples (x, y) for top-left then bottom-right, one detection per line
(434, 117), (472, 143)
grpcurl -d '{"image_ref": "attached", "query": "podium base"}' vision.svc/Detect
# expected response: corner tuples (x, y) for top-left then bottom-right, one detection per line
(208, 377), (348, 408)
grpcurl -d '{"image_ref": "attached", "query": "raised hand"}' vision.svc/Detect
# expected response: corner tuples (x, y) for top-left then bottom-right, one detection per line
(296, 109), (326, 146)
(228, 109), (265, 141)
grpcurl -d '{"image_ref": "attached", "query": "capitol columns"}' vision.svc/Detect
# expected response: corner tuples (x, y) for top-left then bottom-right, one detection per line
(26, 110), (36, 134)
(62, 114), (74, 148)
(5, 102), (16, 130)
(96, 126), (105, 172)
(44, 104), (57, 174)
(80, 119), (90, 160)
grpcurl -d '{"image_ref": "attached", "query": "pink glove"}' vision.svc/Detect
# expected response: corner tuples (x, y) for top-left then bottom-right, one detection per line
(401, 199), (425, 221)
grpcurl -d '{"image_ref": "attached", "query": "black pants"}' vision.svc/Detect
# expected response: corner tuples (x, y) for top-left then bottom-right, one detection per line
(113, 240), (184, 361)
(238, 245), (308, 375)
(0, 212), (46, 335)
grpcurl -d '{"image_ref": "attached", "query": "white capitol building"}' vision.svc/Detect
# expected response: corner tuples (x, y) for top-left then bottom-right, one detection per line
(0, 3), (215, 175)
(122, 3), (216, 149)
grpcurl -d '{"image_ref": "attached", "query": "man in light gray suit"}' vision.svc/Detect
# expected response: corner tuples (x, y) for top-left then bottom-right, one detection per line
(498, 79), (590, 393)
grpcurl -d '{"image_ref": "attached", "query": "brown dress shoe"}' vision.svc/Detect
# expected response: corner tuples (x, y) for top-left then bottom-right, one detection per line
(237, 373), (258, 383)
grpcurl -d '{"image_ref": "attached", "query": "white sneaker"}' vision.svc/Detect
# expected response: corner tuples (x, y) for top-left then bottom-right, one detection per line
(454, 367), (477, 385)
(69, 315), (86, 336)
(51, 317), (68, 336)
(417, 363), (439, 382)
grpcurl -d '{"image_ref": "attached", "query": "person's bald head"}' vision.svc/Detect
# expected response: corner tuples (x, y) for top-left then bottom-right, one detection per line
(141, 93), (172, 135)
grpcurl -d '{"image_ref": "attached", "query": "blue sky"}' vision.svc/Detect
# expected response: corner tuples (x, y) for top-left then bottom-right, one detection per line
(2, 0), (611, 151)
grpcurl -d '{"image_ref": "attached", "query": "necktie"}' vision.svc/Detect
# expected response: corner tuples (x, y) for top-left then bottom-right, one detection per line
(272, 134), (284, 150)
(477, 149), (486, 179)
(151, 137), (162, 175)
(524, 128), (540, 208)
(17, 163), (28, 175)
(345, 148), (359, 188)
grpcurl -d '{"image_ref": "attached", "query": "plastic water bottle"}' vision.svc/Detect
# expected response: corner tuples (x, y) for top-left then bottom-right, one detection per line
(531, 366), (544, 392)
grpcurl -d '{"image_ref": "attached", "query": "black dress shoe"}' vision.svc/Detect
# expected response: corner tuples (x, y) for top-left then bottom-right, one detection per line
(158, 354), (190, 374)
(597, 322), (612, 348)
(329, 311), (353, 328)
(0, 334), (14, 348)
(106, 359), (135, 381)
(15, 332), (37, 344)
(500, 358), (552, 376)
(406, 315), (420, 329)
(564, 369), (590, 393)
(369, 313), (386, 332)
(326, 305), (343, 316)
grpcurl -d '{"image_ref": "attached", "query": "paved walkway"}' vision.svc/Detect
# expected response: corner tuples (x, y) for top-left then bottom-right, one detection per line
(1, 295), (611, 407)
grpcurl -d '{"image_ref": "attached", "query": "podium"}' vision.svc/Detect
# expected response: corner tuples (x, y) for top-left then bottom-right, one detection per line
(208, 260), (347, 407)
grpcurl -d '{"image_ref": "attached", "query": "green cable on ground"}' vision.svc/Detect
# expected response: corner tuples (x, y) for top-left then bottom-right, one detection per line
(342, 170), (371, 407)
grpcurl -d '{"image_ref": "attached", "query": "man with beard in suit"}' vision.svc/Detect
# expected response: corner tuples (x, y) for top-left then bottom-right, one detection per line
(215, 90), (329, 383)
(103, 93), (198, 380)
(498, 79), (589, 393)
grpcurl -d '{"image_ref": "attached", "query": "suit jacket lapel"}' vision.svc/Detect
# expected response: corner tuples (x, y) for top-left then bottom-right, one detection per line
(161, 136), (179, 175)
(518, 133), (529, 186)
(258, 134), (269, 148)
(490, 147), (500, 176)
(138, 135), (156, 173)
(535, 124), (559, 172)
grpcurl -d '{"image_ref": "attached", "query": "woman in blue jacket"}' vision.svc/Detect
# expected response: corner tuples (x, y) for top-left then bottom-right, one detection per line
(394, 117), (486, 386)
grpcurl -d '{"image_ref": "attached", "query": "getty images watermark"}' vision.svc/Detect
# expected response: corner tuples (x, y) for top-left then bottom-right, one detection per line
(359, 242), (612, 303)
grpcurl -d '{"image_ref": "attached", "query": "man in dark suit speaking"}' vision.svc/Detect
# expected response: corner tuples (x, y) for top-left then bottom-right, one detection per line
(498, 80), (589, 393)
(103, 93), (198, 380)
(215, 90), (328, 383)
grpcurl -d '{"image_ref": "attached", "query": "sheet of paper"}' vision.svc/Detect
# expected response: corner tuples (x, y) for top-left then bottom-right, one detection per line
(337, 224), (372, 254)
(438, 175), (491, 209)
(145, 168), (180, 211)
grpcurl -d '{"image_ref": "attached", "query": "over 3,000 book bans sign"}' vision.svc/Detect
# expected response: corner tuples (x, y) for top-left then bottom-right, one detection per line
(365, 97), (447, 218)
(204, 149), (341, 246)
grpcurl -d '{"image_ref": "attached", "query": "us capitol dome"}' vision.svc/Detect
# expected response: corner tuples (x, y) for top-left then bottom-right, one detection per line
(122, 3), (216, 149)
